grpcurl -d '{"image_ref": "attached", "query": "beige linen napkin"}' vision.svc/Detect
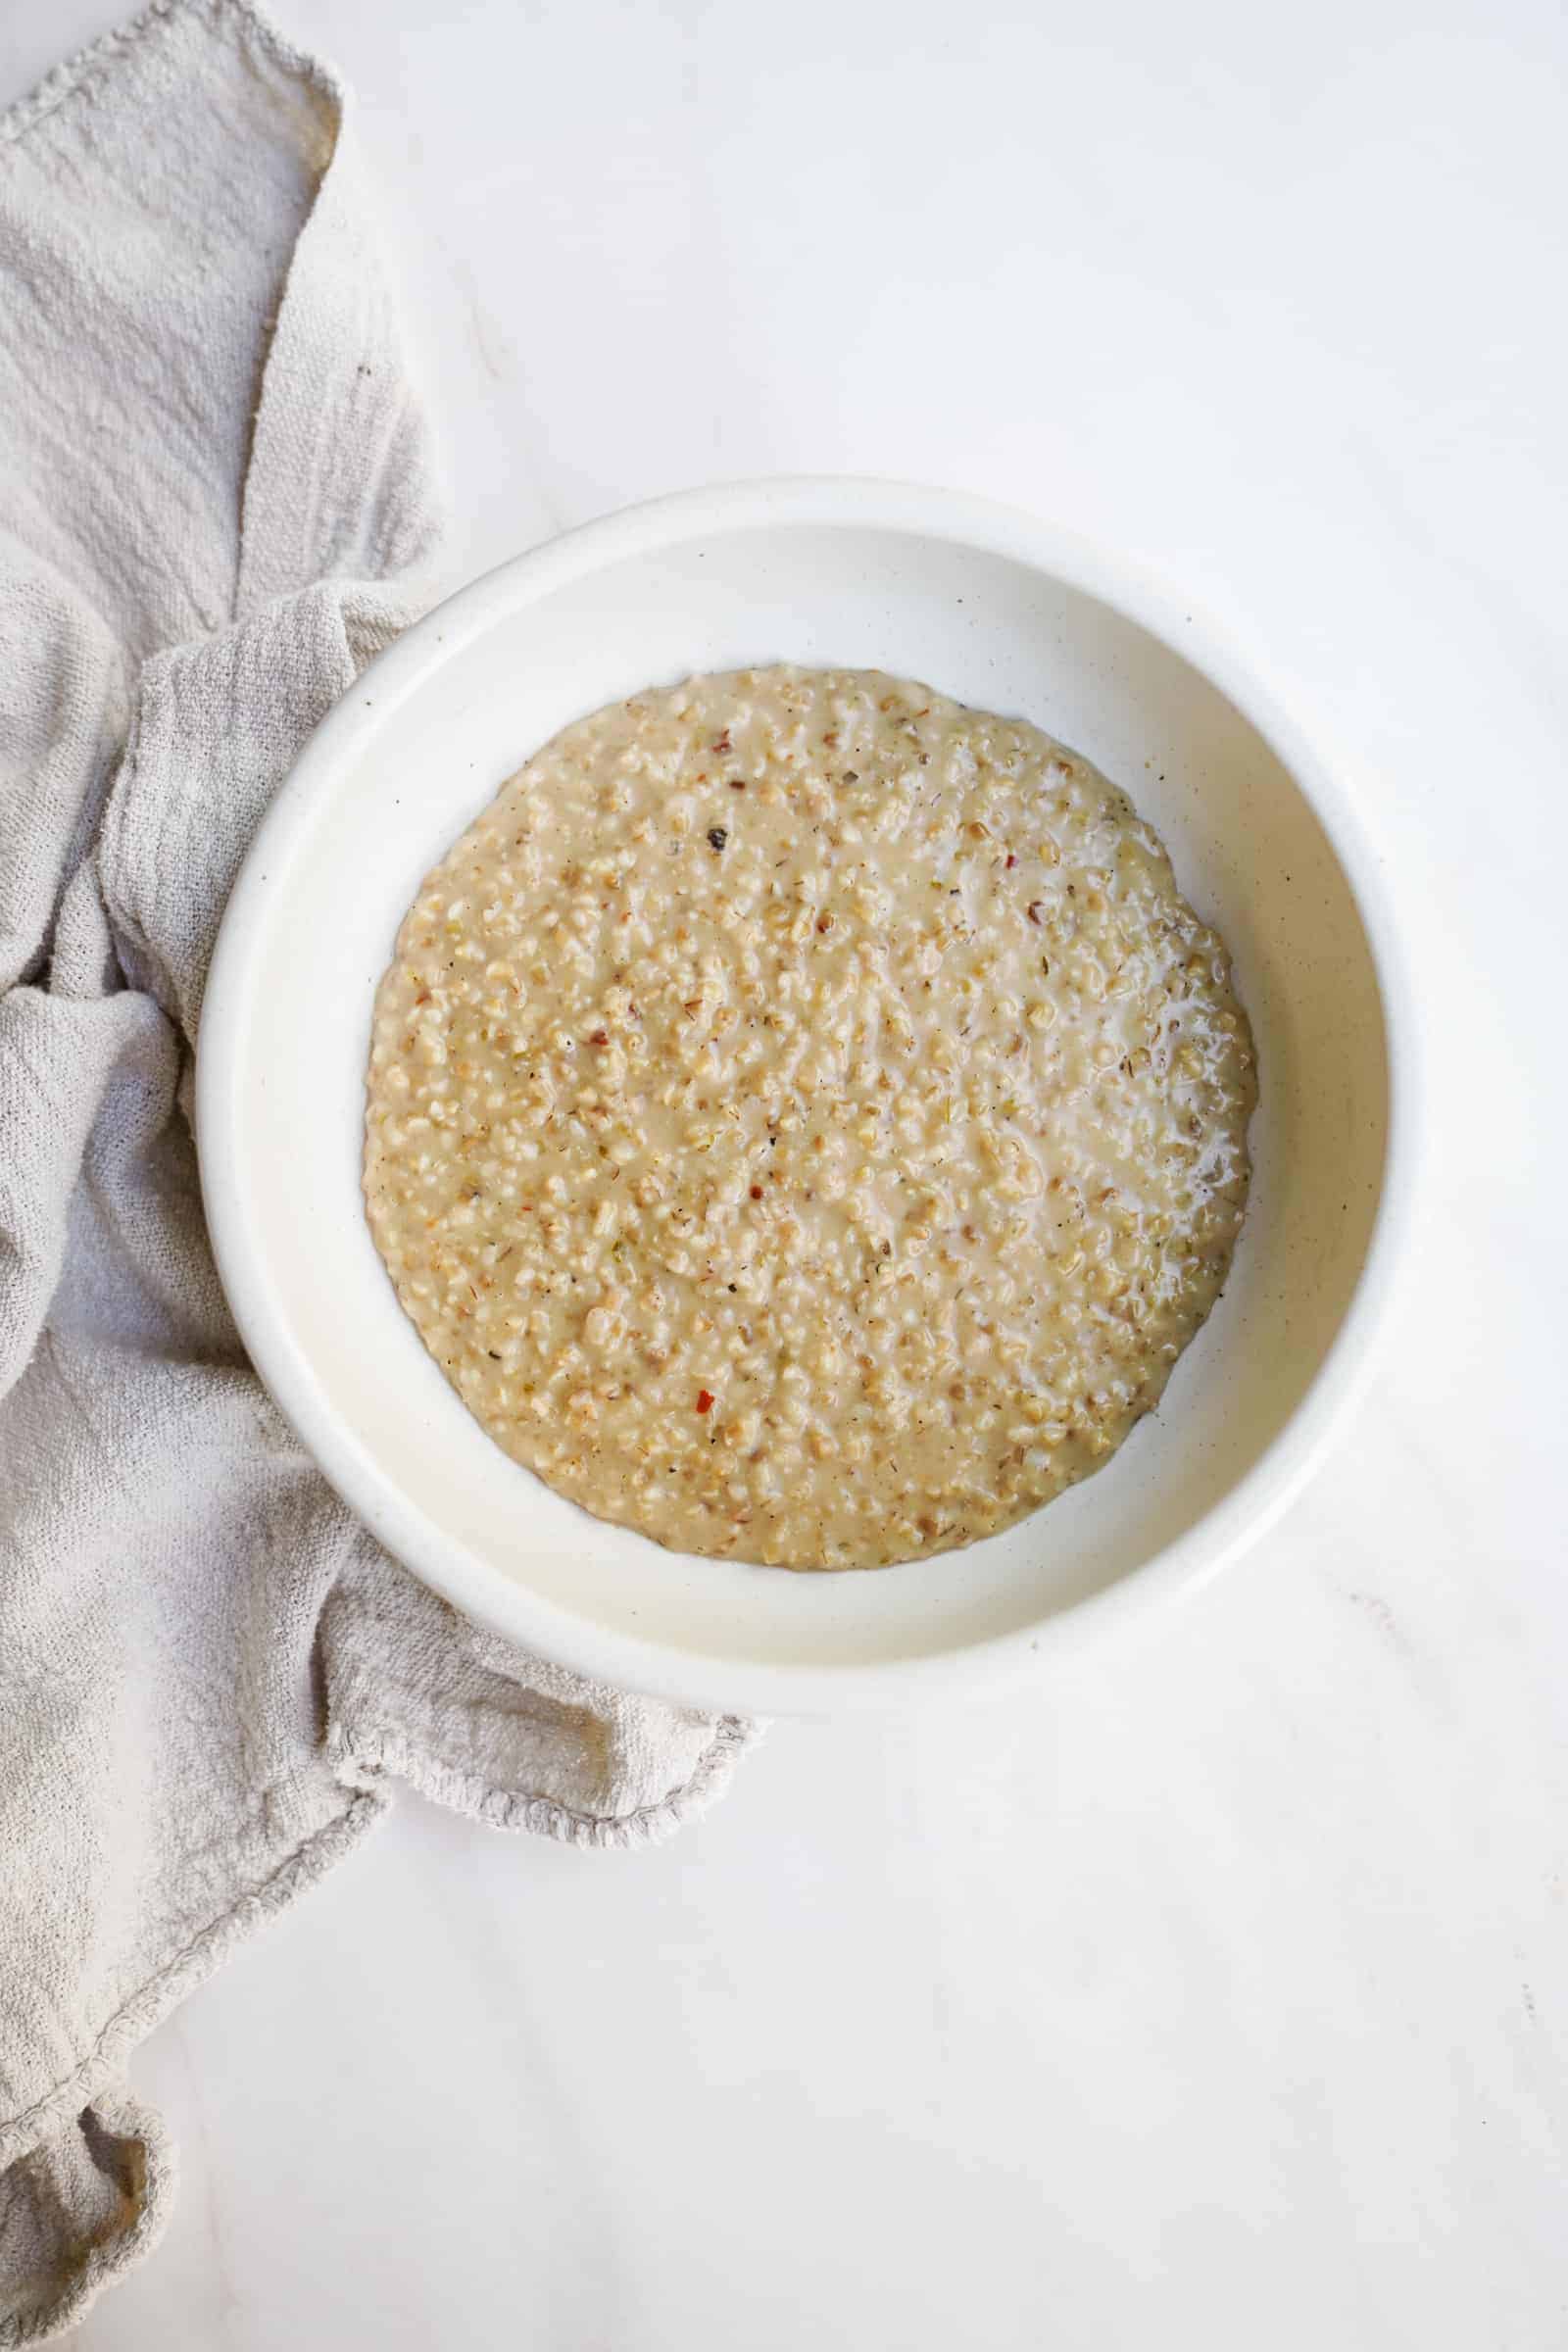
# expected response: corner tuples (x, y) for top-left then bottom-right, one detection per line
(0, 4), (752, 2338)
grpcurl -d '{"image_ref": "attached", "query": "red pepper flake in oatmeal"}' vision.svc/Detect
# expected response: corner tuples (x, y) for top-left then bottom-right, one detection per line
(695, 1389), (714, 1414)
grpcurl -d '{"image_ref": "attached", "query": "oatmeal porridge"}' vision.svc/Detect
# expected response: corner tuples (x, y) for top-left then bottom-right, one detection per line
(364, 667), (1255, 1570)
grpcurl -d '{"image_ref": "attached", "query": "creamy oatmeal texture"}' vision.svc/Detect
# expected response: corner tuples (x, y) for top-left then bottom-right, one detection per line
(365, 668), (1255, 1570)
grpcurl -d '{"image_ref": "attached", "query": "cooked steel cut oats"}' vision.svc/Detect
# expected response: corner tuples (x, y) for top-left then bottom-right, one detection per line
(364, 667), (1255, 1570)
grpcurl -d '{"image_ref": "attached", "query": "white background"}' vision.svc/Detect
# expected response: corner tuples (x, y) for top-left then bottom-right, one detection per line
(6, 0), (1567, 2344)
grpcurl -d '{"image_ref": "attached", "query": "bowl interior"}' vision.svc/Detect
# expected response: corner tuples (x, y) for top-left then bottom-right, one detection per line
(203, 502), (1391, 1709)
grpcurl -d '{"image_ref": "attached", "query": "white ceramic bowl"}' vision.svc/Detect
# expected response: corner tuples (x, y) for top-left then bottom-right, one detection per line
(198, 479), (1413, 1715)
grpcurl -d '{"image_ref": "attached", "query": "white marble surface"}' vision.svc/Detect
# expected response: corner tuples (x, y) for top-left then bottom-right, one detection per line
(7, 0), (1568, 2342)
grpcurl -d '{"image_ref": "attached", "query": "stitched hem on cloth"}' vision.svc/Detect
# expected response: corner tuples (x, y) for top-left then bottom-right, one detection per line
(0, 0), (328, 151)
(0, 2086), (174, 2350)
(331, 1711), (762, 1846)
(0, 1793), (385, 2177)
(0, 1713), (759, 2175)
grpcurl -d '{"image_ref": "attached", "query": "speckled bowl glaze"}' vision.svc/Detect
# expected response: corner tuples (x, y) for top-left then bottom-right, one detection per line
(197, 479), (1414, 1714)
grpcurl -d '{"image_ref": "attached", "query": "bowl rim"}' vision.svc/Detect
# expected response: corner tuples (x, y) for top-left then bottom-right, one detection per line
(197, 475), (1420, 1715)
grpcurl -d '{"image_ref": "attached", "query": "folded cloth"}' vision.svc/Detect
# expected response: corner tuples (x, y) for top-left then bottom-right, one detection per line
(0, 3), (753, 2337)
